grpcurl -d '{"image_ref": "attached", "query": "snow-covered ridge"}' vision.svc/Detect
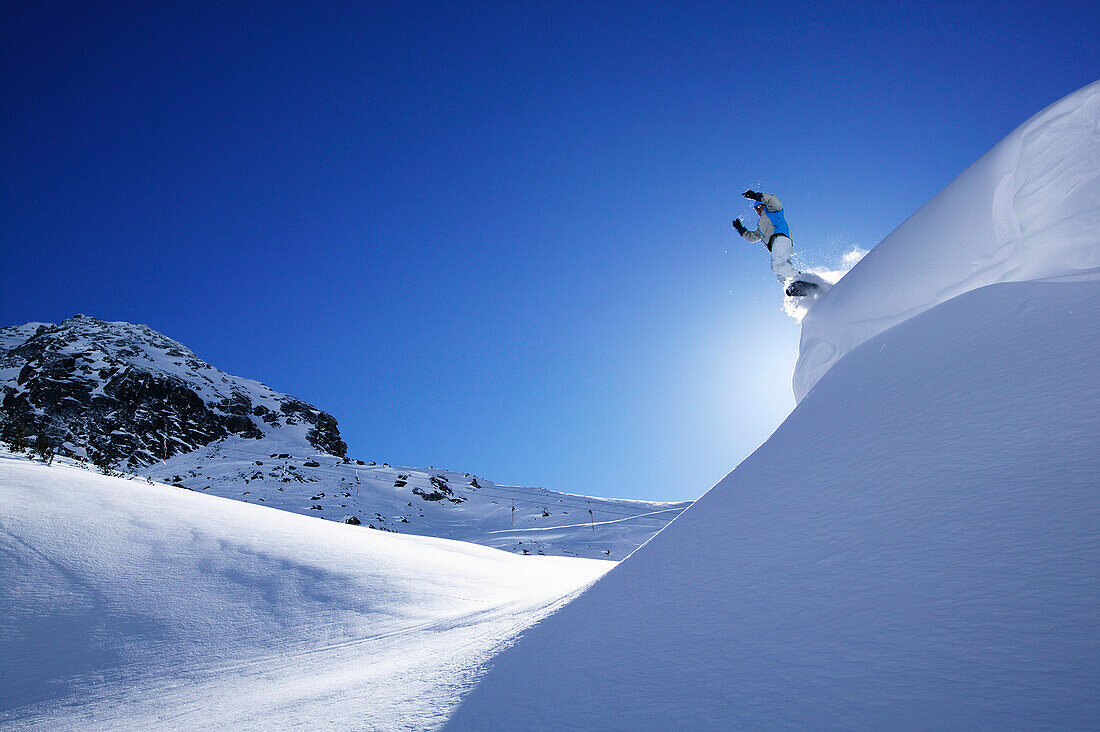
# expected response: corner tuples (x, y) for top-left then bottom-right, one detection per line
(794, 79), (1100, 401)
(0, 316), (689, 559)
(137, 435), (689, 560)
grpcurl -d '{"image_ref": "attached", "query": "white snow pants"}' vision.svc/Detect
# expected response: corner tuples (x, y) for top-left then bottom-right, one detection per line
(770, 235), (800, 282)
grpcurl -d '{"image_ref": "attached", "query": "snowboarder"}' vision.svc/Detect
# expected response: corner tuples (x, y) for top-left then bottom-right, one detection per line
(732, 190), (816, 297)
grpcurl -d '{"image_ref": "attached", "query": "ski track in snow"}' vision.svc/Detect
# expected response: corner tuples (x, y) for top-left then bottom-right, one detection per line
(0, 456), (610, 730)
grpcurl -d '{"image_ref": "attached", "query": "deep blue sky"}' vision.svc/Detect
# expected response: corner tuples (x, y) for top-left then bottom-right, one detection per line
(3, 1), (1097, 500)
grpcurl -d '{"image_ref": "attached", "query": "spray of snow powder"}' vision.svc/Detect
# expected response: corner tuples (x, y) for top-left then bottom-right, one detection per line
(782, 246), (869, 321)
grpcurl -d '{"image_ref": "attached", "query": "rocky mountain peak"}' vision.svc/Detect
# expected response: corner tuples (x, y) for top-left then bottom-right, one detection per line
(0, 316), (346, 469)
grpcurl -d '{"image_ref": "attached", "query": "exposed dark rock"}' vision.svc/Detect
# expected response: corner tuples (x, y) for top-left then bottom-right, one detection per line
(0, 316), (349, 470)
(412, 479), (467, 504)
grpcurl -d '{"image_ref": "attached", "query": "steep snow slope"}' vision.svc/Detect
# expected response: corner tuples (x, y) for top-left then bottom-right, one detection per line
(447, 280), (1100, 729)
(0, 455), (610, 729)
(795, 79), (1100, 400)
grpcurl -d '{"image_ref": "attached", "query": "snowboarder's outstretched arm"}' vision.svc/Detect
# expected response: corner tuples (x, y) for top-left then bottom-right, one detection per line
(743, 189), (783, 212)
(733, 217), (765, 245)
(742, 227), (766, 244)
(760, 192), (782, 212)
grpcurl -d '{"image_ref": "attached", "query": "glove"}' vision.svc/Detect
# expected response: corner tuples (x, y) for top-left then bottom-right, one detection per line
(732, 218), (747, 235)
(742, 189), (764, 201)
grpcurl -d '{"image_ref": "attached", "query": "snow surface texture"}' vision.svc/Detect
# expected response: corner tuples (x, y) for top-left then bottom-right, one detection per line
(0, 456), (610, 729)
(448, 279), (1100, 730)
(794, 79), (1100, 401)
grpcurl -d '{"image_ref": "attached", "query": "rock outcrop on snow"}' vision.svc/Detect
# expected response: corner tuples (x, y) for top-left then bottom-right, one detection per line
(0, 315), (346, 469)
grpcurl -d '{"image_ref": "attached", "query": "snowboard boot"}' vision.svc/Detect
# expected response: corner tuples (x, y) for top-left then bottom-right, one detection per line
(785, 280), (818, 297)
